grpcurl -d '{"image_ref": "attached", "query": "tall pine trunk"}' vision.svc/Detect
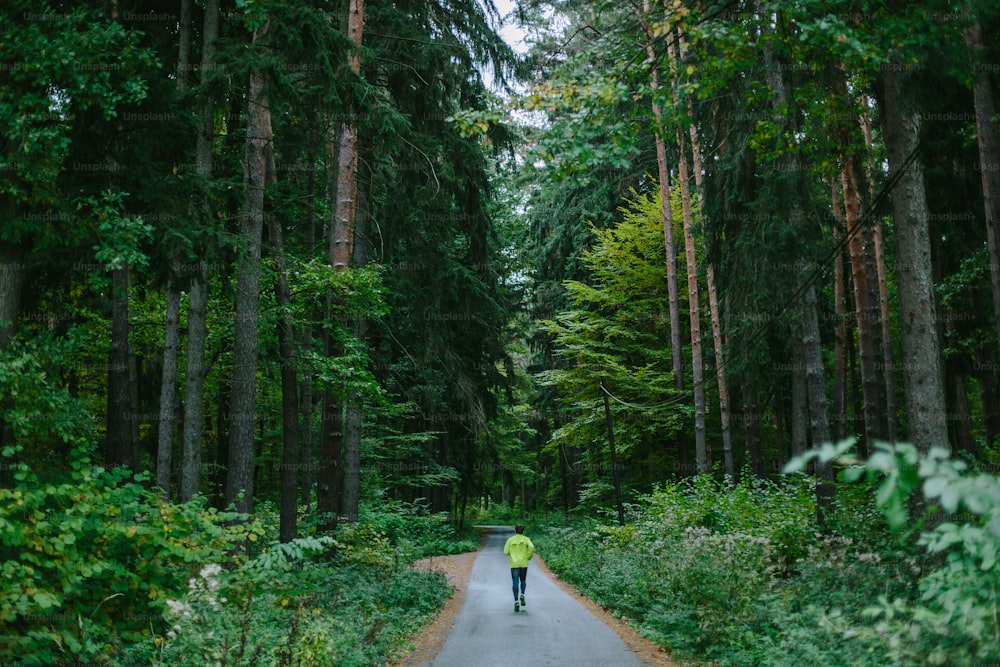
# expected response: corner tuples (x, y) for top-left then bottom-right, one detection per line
(668, 32), (707, 472)
(334, 0), (366, 523)
(106, 265), (138, 472)
(640, 1), (684, 400)
(269, 175), (300, 542)
(225, 20), (272, 515)
(180, 0), (220, 502)
(688, 117), (734, 477)
(860, 97), (898, 442)
(830, 180), (848, 442)
(157, 1), (193, 495)
(156, 280), (181, 493)
(0, 236), (24, 350)
(880, 67), (949, 453)
(841, 157), (883, 447)
(965, 17), (1000, 352)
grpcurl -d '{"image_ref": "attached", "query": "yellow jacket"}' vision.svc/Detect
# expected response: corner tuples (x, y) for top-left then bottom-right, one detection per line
(503, 533), (535, 568)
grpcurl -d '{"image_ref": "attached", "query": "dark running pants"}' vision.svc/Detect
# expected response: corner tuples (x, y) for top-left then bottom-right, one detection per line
(511, 567), (527, 600)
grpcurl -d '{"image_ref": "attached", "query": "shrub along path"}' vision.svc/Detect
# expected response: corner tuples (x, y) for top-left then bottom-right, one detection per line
(399, 526), (680, 667)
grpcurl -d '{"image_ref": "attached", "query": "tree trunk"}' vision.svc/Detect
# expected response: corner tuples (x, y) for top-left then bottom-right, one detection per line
(801, 279), (836, 526)
(757, 2), (834, 521)
(270, 195), (300, 543)
(830, 180), (848, 442)
(333, 0), (366, 523)
(180, 275), (208, 501)
(317, 394), (343, 531)
(225, 20), (272, 515)
(106, 265), (137, 472)
(640, 0), (684, 396)
(156, 279), (180, 494)
(841, 158), (883, 447)
(683, 67), (733, 476)
(791, 341), (808, 456)
(157, 11), (193, 495)
(965, 16), (1000, 356)
(860, 96), (898, 443)
(667, 32), (707, 472)
(880, 67), (949, 453)
(180, 0), (220, 502)
(0, 238), (25, 349)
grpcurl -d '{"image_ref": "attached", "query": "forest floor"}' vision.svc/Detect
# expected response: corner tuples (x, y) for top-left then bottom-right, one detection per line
(396, 528), (683, 666)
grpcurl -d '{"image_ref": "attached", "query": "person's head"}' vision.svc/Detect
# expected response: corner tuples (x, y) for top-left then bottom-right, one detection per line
(514, 524), (525, 534)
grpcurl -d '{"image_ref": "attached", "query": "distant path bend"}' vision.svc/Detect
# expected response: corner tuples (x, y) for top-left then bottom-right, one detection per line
(408, 525), (675, 667)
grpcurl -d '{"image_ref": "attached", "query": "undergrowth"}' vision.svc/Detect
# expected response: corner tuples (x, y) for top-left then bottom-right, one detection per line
(532, 443), (1000, 667)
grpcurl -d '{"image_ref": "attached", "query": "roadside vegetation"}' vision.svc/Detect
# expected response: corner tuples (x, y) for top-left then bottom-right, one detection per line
(532, 442), (1000, 667)
(0, 450), (476, 666)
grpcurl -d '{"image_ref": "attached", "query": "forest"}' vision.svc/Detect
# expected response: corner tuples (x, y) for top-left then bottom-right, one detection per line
(1, 0), (999, 665)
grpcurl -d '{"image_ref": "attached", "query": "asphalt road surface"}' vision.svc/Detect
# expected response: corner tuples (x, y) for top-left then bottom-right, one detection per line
(427, 526), (644, 667)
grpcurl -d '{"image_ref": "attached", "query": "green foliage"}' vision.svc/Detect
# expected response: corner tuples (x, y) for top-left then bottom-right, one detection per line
(342, 501), (479, 563)
(0, 336), (94, 456)
(140, 554), (450, 667)
(540, 443), (997, 665)
(787, 440), (1000, 665)
(126, 500), (472, 666)
(0, 454), (246, 665)
(540, 187), (692, 493)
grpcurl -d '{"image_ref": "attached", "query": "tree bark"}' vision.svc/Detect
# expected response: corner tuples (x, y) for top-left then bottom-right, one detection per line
(331, 0), (366, 523)
(640, 0), (684, 396)
(225, 20), (272, 515)
(269, 191), (300, 543)
(106, 265), (137, 472)
(667, 31), (707, 473)
(860, 96), (898, 443)
(830, 180), (848, 442)
(743, 379), (764, 477)
(156, 280), (180, 494)
(157, 5), (193, 496)
(680, 44), (733, 476)
(965, 17), (1000, 353)
(180, 0), (220, 502)
(841, 157), (883, 447)
(0, 238), (25, 349)
(880, 67), (949, 453)
(791, 340), (808, 456)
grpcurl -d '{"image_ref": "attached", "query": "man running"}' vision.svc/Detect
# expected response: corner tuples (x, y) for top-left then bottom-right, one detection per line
(503, 525), (535, 612)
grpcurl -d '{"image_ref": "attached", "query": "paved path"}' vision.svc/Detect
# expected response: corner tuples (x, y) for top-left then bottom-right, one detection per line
(427, 526), (644, 667)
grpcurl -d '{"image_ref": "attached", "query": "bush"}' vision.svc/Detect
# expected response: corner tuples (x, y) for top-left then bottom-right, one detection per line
(533, 460), (984, 667)
(0, 449), (246, 665)
(136, 532), (452, 666)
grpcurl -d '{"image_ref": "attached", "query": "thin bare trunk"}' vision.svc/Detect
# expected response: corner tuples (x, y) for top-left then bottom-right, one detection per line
(225, 20), (272, 515)
(269, 187), (299, 542)
(830, 180), (848, 442)
(333, 0), (366, 522)
(841, 158), (882, 446)
(107, 265), (137, 472)
(156, 280), (180, 494)
(680, 25), (733, 476)
(640, 0), (683, 394)
(158, 4), (193, 495)
(180, 0), (220, 502)
(758, 1), (833, 521)
(880, 67), (949, 453)
(966, 17), (1000, 351)
(860, 96), (898, 443)
(667, 32), (706, 472)
(791, 341), (808, 456)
